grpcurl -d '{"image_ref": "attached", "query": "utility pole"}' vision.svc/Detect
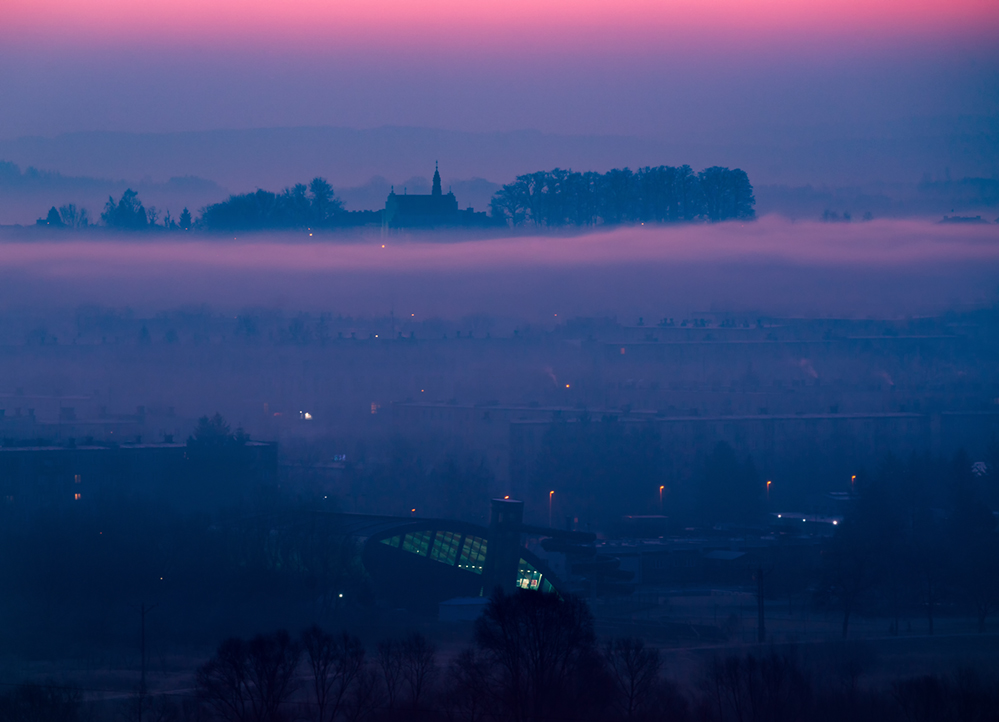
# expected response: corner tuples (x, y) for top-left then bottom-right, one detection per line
(139, 602), (157, 722)
(756, 564), (766, 643)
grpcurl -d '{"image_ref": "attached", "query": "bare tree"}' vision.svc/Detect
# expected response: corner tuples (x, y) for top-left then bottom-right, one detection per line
(196, 638), (252, 722)
(376, 639), (404, 710)
(706, 650), (811, 722)
(196, 632), (300, 722)
(341, 667), (380, 722)
(301, 626), (365, 722)
(400, 633), (438, 709)
(604, 637), (662, 721)
(245, 631), (301, 722)
(442, 649), (492, 722)
(58, 203), (89, 228)
(474, 588), (599, 722)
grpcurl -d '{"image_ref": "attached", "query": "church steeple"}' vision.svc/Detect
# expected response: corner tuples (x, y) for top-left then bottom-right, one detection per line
(432, 161), (442, 197)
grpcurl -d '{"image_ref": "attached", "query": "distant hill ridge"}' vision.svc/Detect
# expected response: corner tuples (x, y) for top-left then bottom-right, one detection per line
(1, 122), (994, 194)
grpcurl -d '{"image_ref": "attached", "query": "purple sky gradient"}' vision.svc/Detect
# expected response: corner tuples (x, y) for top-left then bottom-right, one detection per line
(1, 42), (995, 143)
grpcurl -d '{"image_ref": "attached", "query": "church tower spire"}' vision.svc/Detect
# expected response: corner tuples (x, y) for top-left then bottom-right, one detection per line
(432, 161), (442, 197)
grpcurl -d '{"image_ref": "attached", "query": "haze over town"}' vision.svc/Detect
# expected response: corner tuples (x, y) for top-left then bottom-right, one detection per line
(1, 0), (998, 720)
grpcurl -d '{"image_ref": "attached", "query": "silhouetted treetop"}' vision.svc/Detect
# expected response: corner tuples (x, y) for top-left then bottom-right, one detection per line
(474, 588), (600, 721)
(58, 203), (89, 228)
(101, 188), (149, 229)
(37, 206), (63, 227)
(188, 412), (249, 448)
(199, 177), (345, 231)
(490, 165), (755, 227)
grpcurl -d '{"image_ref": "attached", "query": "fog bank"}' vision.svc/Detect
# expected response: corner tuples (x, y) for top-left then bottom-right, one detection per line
(2, 218), (996, 319)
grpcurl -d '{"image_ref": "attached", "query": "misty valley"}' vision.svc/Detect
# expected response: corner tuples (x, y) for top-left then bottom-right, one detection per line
(0, 299), (998, 721)
(1, 0), (998, 714)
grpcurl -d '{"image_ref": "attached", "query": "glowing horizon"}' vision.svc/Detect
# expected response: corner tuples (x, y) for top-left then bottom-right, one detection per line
(1, 0), (995, 170)
(4, 0), (998, 53)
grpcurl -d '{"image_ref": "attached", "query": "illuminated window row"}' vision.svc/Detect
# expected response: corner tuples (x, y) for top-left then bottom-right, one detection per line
(381, 530), (488, 575)
(516, 559), (553, 593)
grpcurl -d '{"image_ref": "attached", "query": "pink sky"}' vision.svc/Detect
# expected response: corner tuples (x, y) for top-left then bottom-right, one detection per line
(0, 0), (995, 179)
(5, 0), (998, 50)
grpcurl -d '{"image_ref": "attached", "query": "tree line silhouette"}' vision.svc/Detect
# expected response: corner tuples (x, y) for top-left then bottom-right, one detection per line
(490, 166), (755, 227)
(35, 164), (754, 233)
(199, 178), (345, 231)
(10, 590), (999, 721)
(2, 414), (999, 721)
(815, 449), (999, 639)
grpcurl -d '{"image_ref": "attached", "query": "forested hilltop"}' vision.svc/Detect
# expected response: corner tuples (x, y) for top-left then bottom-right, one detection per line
(491, 166), (754, 226)
(32, 164), (755, 233)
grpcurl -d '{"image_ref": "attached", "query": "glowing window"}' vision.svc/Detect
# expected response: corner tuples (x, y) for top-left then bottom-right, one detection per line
(430, 531), (462, 566)
(458, 536), (487, 574)
(516, 559), (543, 591)
(74, 493), (82, 501)
(380, 535), (401, 548)
(74, 474), (81, 484)
(401, 531), (432, 557)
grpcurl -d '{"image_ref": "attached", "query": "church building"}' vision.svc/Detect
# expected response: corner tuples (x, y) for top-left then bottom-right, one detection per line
(382, 163), (460, 229)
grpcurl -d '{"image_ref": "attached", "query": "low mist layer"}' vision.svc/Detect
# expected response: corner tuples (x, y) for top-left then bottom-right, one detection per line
(2, 217), (997, 319)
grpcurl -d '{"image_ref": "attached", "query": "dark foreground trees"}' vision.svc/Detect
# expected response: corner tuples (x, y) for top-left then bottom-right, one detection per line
(301, 626), (367, 722)
(196, 631), (301, 722)
(706, 650), (811, 722)
(818, 451), (999, 639)
(193, 589), (686, 722)
(0, 683), (81, 722)
(473, 588), (605, 721)
(192, 622), (999, 722)
(604, 637), (688, 722)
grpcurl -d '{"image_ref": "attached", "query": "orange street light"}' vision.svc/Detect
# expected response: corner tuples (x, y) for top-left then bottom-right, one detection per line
(549, 490), (554, 527)
(659, 485), (665, 511)
(766, 480), (771, 500)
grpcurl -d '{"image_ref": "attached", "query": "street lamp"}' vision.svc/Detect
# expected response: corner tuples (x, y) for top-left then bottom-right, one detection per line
(549, 490), (554, 527)
(659, 485), (664, 512)
(766, 480), (771, 501)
